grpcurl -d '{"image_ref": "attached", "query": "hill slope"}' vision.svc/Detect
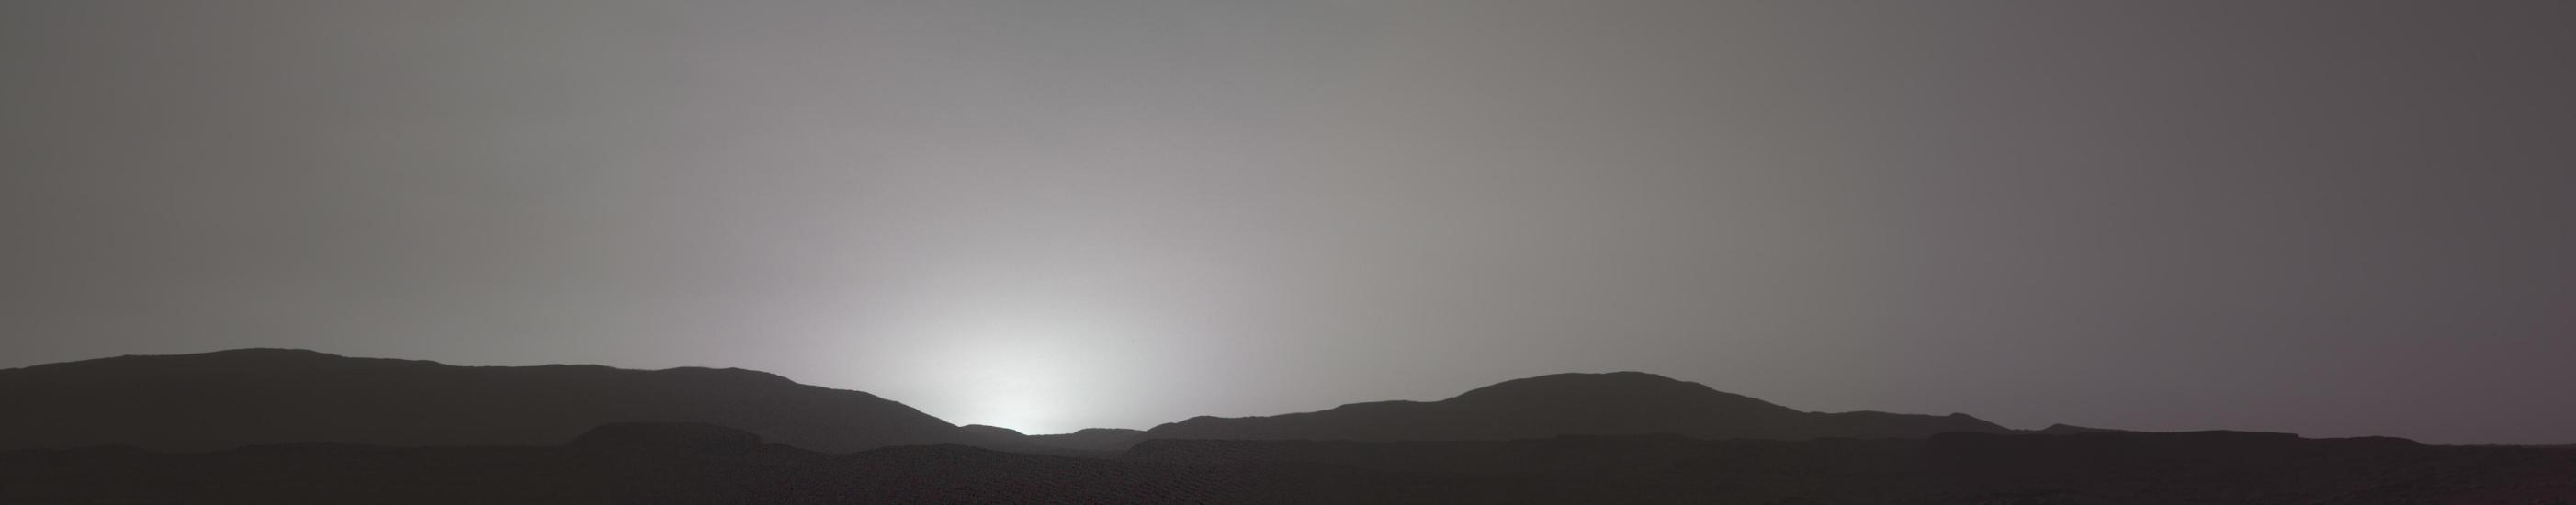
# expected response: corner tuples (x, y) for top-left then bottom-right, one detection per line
(1143, 372), (2010, 444)
(0, 349), (961, 452)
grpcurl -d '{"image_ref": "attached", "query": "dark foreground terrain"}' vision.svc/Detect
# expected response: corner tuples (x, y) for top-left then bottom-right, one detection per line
(6, 422), (2570, 504)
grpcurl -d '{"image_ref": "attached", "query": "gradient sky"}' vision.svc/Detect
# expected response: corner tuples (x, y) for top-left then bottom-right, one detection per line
(6, 1), (2572, 443)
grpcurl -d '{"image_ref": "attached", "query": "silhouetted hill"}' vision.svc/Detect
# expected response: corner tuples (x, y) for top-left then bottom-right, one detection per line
(944, 423), (1131, 457)
(0, 350), (2220, 463)
(1141, 372), (2010, 446)
(956, 424), (1027, 441)
(1027, 428), (1151, 452)
(6, 421), (2569, 504)
(2034, 423), (2133, 434)
(1808, 410), (2015, 439)
(0, 349), (962, 452)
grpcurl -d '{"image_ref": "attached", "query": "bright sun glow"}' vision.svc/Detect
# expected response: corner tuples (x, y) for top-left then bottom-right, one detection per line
(891, 277), (1154, 434)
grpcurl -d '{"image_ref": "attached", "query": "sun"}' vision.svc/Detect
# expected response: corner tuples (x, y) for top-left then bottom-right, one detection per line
(893, 296), (1142, 435)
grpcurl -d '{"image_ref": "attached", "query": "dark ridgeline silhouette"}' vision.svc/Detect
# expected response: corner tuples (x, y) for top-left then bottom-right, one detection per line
(953, 424), (1151, 456)
(2033, 423), (2134, 434)
(5, 349), (2573, 503)
(1142, 372), (2009, 445)
(1023, 427), (1153, 452)
(0, 350), (2015, 455)
(0, 348), (960, 452)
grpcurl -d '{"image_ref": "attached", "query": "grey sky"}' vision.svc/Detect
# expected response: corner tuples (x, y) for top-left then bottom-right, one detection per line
(5, 1), (2571, 443)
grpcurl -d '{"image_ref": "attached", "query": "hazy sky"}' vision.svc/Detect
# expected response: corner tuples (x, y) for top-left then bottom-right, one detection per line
(6, 1), (2572, 443)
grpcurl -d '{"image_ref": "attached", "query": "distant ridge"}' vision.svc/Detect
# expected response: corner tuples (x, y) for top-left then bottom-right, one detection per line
(1137, 371), (2011, 445)
(2036, 423), (2135, 434)
(1025, 428), (1151, 452)
(5, 351), (2083, 455)
(0, 349), (962, 452)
